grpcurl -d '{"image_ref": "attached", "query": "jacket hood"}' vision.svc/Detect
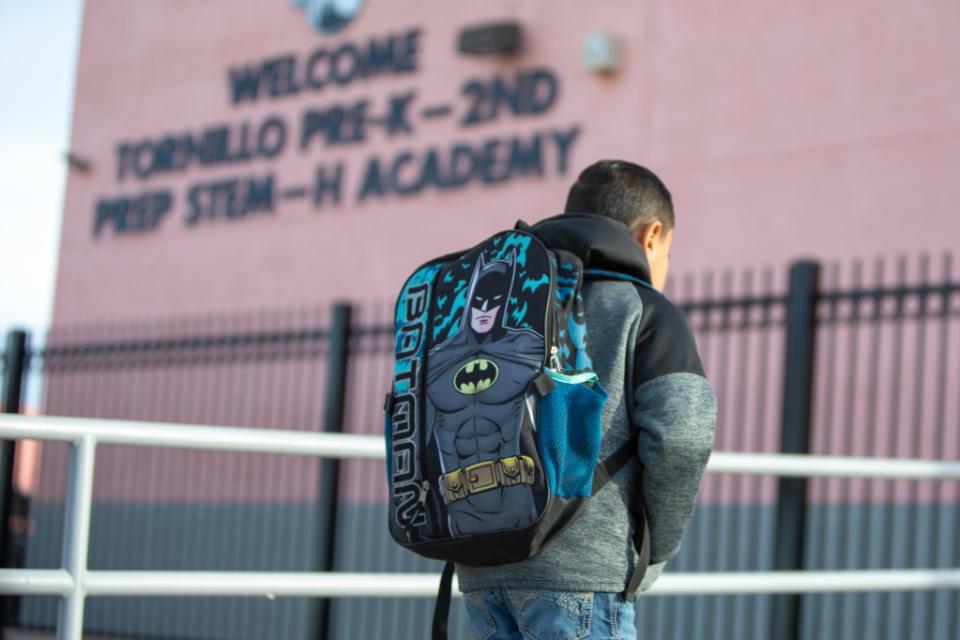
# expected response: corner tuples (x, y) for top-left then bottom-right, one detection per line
(527, 212), (652, 285)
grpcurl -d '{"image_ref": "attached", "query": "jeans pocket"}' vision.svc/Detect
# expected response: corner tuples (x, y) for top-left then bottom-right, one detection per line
(463, 591), (496, 640)
(509, 590), (593, 640)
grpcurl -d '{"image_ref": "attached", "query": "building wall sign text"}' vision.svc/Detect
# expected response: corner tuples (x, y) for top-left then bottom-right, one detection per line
(92, 27), (583, 238)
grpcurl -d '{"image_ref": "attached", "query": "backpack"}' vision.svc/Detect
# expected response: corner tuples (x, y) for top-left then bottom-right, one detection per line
(383, 221), (650, 638)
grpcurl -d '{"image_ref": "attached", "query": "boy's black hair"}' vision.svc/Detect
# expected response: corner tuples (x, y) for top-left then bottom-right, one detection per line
(564, 160), (675, 232)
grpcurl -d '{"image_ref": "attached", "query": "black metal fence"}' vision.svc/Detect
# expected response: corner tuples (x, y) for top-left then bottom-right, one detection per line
(1, 254), (958, 640)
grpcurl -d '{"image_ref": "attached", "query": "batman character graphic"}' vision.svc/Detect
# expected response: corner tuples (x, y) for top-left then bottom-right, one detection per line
(425, 252), (544, 536)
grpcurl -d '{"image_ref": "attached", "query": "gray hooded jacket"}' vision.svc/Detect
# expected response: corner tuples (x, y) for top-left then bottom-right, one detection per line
(456, 212), (718, 593)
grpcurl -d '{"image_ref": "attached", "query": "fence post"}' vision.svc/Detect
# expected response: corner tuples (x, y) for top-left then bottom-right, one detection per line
(1, 328), (29, 625)
(315, 303), (352, 640)
(771, 261), (820, 640)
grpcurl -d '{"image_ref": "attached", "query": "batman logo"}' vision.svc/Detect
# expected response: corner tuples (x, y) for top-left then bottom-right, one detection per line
(453, 358), (499, 395)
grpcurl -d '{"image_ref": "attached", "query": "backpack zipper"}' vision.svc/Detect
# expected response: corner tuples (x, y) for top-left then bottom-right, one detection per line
(530, 232), (560, 372)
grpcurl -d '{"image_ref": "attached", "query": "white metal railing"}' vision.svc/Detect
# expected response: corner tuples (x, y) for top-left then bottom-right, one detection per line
(1, 414), (959, 640)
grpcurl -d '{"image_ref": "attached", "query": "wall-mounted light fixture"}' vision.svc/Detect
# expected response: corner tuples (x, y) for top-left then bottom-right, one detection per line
(64, 151), (91, 173)
(457, 21), (523, 56)
(582, 32), (622, 74)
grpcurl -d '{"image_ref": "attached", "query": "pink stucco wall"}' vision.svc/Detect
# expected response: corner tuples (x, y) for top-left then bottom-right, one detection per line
(52, 0), (960, 325)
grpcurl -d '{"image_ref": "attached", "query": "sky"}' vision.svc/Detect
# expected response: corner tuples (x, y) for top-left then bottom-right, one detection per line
(0, 0), (84, 407)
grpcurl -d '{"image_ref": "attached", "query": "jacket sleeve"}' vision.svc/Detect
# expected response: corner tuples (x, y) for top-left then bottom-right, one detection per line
(631, 295), (717, 566)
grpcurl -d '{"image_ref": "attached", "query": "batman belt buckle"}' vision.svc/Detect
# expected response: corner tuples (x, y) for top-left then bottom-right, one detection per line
(466, 460), (498, 494)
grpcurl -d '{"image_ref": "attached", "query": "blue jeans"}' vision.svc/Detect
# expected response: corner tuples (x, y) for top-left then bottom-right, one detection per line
(462, 588), (637, 640)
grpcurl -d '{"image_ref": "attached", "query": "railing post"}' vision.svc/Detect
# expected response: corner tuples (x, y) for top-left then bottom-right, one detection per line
(2, 329), (29, 626)
(315, 303), (352, 640)
(1, 329), (28, 413)
(771, 260), (820, 640)
(57, 435), (96, 640)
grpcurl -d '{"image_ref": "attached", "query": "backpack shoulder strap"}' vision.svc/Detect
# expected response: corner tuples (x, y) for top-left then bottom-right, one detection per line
(625, 509), (650, 601)
(584, 266), (658, 598)
(591, 437), (651, 602)
(583, 267), (664, 295)
(431, 561), (456, 640)
(590, 439), (634, 494)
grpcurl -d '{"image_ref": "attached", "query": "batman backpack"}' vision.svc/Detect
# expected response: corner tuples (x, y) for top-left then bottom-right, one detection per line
(383, 221), (650, 638)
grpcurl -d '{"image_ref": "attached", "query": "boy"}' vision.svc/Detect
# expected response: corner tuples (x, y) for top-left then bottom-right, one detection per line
(456, 160), (717, 640)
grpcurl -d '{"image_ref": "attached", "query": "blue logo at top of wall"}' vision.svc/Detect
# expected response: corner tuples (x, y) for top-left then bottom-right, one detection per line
(291, 0), (365, 34)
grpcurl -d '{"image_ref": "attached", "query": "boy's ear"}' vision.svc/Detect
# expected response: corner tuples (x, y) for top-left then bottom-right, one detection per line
(633, 220), (664, 251)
